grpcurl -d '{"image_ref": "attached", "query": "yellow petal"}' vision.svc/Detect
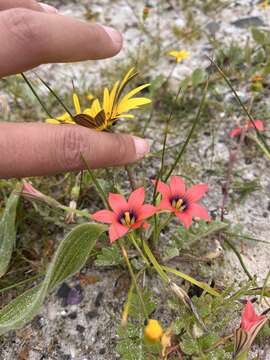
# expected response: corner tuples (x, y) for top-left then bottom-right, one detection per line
(86, 93), (94, 102)
(91, 99), (102, 117)
(119, 83), (151, 103)
(117, 97), (151, 114)
(73, 93), (81, 114)
(46, 119), (60, 124)
(103, 87), (111, 116)
(115, 114), (134, 119)
(109, 80), (120, 111)
(116, 68), (138, 101)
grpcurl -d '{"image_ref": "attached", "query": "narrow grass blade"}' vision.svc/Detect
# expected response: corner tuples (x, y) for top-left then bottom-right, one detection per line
(165, 78), (209, 182)
(21, 73), (53, 118)
(162, 265), (220, 297)
(36, 74), (74, 119)
(80, 154), (110, 209)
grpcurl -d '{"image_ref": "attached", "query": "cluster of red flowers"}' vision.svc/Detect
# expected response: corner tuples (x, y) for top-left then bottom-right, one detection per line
(91, 176), (210, 242)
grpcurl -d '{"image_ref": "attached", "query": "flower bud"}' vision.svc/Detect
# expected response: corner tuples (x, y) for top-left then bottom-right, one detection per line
(144, 319), (164, 342)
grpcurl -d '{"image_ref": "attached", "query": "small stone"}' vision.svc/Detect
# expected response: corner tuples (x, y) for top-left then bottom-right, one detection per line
(99, 348), (106, 355)
(231, 17), (265, 28)
(67, 286), (84, 306)
(94, 292), (104, 307)
(76, 325), (85, 334)
(86, 309), (98, 320)
(57, 283), (71, 299)
(206, 21), (220, 36)
(68, 312), (78, 320)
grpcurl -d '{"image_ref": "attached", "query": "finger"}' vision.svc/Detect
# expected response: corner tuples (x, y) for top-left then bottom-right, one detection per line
(0, 0), (57, 13)
(0, 123), (150, 179)
(0, 9), (122, 77)
(0, 0), (43, 12)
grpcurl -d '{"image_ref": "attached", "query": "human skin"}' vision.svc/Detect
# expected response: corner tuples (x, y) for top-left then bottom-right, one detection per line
(0, 0), (150, 179)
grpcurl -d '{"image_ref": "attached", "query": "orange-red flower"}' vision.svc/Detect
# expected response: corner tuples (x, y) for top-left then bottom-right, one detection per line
(230, 120), (264, 138)
(240, 300), (267, 332)
(153, 176), (210, 228)
(234, 300), (268, 358)
(91, 188), (156, 243)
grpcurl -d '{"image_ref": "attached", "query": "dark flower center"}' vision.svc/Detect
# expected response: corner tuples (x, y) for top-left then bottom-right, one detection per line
(170, 196), (187, 212)
(119, 210), (137, 226)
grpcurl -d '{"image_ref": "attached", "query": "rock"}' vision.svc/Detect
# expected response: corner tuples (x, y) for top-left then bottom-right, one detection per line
(57, 283), (71, 300)
(231, 17), (265, 28)
(67, 286), (84, 306)
(94, 292), (104, 307)
(206, 21), (220, 36)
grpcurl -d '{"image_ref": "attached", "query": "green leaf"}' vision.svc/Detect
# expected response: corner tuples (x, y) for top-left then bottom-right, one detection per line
(95, 244), (122, 267)
(0, 223), (106, 334)
(129, 291), (156, 320)
(251, 27), (268, 45)
(175, 220), (228, 247)
(191, 68), (206, 87)
(0, 184), (21, 278)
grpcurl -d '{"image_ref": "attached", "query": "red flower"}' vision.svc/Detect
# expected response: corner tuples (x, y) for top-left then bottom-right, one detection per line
(153, 176), (210, 228)
(230, 120), (264, 138)
(234, 300), (268, 358)
(91, 188), (156, 243)
(241, 300), (267, 332)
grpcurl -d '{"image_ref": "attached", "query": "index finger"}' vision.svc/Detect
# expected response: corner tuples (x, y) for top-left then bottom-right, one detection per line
(0, 8), (123, 77)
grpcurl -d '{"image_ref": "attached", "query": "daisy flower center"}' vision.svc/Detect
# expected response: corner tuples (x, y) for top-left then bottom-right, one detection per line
(119, 210), (137, 226)
(170, 196), (187, 212)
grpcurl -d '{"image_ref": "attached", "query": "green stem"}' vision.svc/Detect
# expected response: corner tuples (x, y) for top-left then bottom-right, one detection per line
(248, 134), (270, 161)
(128, 233), (150, 266)
(119, 243), (148, 319)
(225, 238), (253, 280)
(59, 205), (90, 219)
(142, 239), (170, 283)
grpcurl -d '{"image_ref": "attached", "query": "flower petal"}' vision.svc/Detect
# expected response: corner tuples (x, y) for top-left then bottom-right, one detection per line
(152, 179), (171, 199)
(128, 187), (145, 210)
(137, 204), (157, 221)
(186, 184), (208, 203)
(157, 199), (174, 212)
(229, 127), (242, 137)
(175, 212), (193, 228)
(170, 176), (185, 196)
(241, 300), (267, 332)
(189, 203), (210, 221)
(131, 221), (143, 229)
(247, 120), (264, 132)
(109, 223), (129, 243)
(108, 193), (127, 213)
(73, 93), (81, 114)
(91, 210), (116, 224)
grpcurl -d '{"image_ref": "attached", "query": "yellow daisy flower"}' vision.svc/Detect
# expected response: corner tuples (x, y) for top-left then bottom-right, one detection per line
(258, 0), (269, 9)
(46, 68), (151, 131)
(168, 50), (190, 63)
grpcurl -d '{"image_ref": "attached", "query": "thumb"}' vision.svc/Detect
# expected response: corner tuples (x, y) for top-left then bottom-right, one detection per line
(0, 123), (150, 178)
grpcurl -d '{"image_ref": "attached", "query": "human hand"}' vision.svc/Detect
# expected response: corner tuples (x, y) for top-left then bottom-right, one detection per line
(0, 1), (150, 179)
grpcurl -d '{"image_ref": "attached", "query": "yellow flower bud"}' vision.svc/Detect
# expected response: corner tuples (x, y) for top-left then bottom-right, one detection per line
(144, 319), (164, 342)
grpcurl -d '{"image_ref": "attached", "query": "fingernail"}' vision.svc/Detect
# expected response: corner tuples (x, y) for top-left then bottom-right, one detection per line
(39, 2), (58, 13)
(132, 136), (150, 159)
(103, 26), (123, 47)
